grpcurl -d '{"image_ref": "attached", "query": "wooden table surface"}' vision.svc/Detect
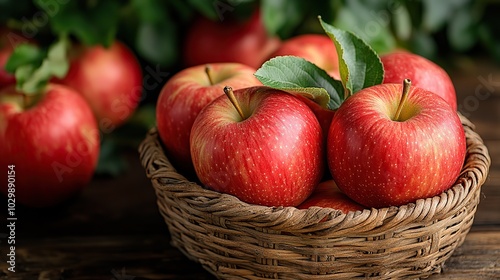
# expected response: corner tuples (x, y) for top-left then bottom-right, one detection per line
(1, 58), (499, 279)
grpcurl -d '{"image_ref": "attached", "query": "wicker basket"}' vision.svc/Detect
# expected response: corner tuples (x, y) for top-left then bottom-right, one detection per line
(139, 114), (490, 280)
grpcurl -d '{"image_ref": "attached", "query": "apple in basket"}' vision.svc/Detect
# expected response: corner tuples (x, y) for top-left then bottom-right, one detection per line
(327, 79), (466, 208)
(298, 180), (365, 213)
(190, 86), (324, 207)
(381, 51), (458, 110)
(156, 63), (261, 174)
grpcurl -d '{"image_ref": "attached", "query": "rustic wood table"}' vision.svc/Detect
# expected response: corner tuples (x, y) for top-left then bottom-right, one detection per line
(1, 59), (499, 279)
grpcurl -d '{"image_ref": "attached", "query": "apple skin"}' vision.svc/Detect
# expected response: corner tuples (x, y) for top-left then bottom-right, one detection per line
(298, 180), (365, 213)
(381, 51), (457, 110)
(266, 34), (339, 140)
(267, 34), (340, 79)
(183, 9), (281, 69)
(190, 86), (324, 207)
(327, 83), (466, 208)
(156, 63), (261, 174)
(57, 41), (143, 130)
(294, 95), (336, 143)
(0, 84), (100, 207)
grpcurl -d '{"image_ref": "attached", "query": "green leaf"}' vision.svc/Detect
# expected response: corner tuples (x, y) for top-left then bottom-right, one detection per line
(254, 56), (344, 110)
(5, 43), (45, 73)
(12, 36), (69, 94)
(319, 17), (384, 96)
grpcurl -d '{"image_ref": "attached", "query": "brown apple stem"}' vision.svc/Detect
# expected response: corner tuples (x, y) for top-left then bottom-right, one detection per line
(205, 64), (215, 86)
(223, 86), (246, 120)
(23, 93), (29, 109)
(394, 79), (411, 121)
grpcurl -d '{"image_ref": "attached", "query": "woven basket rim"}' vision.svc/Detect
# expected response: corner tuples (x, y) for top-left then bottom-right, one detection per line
(139, 114), (491, 232)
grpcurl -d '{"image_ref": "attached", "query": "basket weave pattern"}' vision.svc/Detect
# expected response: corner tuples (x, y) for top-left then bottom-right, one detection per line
(139, 115), (490, 279)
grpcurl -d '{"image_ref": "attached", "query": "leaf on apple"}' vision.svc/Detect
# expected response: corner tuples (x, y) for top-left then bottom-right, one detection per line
(7, 36), (69, 94)
(254, 56), (344, 110)
(319, 17), (384, 97)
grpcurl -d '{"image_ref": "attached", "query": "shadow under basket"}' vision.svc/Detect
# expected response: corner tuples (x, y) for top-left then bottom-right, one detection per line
(139, 114), (490, 280)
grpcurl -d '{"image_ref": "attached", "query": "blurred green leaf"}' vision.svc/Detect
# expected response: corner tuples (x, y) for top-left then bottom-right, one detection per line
(262, 0), (305, 38)
(333, 0), (396, 54)
(392, 3), (412, 41)
(131, 0), (178, 66)
(37, 0), (120, 47)
(136, 21), (178, 66)
(422, 0), (471, 32)
(409, 30), (437, 59)
(5, 43), (45, 73)
(477, 23), (500, 62)
(9, 36), (69, 94)
(132, 0), (165, 22)
(448, 7), (477, 52)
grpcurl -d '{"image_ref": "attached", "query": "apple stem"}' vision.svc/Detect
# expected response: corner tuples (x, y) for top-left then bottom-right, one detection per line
(394, 79), (411, 121)
(23, 94), (29, 108)
(223, 86), (246, 120)
(205, 64), (215, 86)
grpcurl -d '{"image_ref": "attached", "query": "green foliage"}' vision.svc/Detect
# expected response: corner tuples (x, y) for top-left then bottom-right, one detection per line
(255, 20), (384, 110)
(255, 56), (343, 110)
(6, 36), (68, 94)
(319, 18), (384, 97)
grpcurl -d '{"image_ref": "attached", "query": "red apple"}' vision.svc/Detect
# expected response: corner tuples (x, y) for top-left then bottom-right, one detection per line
(190, 86), (324, 207)
(0, 84), (100, 207)
(0, 43), (15, 88)
(381, 51), (457, 110)
(57, 41), (143, 131)
(298, 180), (365, 213)
(156, 63), (261, 174)
(294, 95), (336, 142)
(267, 34), (340, 79)
(183, 9), (281, 69)
(327, 80), (466, 208)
